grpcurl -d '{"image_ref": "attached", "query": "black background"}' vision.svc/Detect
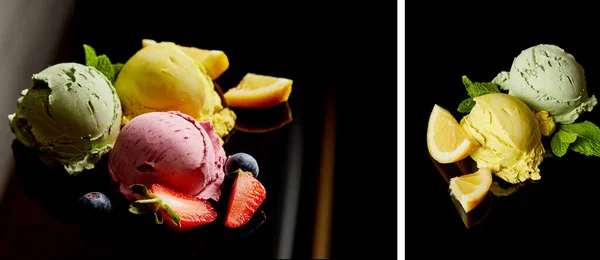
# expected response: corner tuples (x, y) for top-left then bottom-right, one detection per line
(1, 0), (398, 259)
(408, 1), (600, 258)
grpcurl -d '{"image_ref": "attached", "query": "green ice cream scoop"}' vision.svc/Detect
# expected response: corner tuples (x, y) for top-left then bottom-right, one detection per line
(493, 44), (597, 124)
(8, 63), (122, 175)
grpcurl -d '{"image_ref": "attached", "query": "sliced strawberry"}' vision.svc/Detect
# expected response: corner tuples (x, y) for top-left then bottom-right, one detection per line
(225, 171), (266, 228)
(151, 184), (217, 231)
(128, 183), (217, 232)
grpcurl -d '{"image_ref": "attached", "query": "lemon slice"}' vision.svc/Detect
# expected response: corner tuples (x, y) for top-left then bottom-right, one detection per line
(223, 73), (293, 109)
(449, 168), (493, 213)
(142, 39), (229, 80)
(427, 104), (478, 164)
(179, 46), (229, 80)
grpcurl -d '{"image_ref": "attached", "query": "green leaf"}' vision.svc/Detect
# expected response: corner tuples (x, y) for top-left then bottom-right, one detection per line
(95, 54), (115, 82)
(461, 75), (474, 90)
(457, 98), (476, 113)
(130, 184), (153, 198)
(154, 212), (164, 225)
(457, 76), (501, 114)
(83, 44), (97, 67)
(128, 184), (178, 226)
(134, 198), (162, 204)
(129, 204), (151, 215)
(550, 129), (578, 157)
(83, 44), (122, 83)
(162, 204), (181, 227)
(559, 121), (600, 157)
(112, 63), (124, 78)
(462, 75), (500, 98)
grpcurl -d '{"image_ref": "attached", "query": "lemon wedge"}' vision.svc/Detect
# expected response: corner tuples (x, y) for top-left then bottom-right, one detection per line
(427, 104), (478, 163)
(142, 39), (229, 80)
(223, 73), (292, 109)
(449, 168), (493, 213)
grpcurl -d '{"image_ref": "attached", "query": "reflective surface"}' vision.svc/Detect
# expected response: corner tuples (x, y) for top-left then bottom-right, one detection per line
(410, 2), (600, 256)
(429, 156), (492, 229)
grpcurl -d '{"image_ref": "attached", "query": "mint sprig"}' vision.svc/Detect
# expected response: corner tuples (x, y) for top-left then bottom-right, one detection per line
(83, 44), (123, 83)
(550, 120), (600, 157)
(457, 98), (476, 113)
(457, 75), (501, 113)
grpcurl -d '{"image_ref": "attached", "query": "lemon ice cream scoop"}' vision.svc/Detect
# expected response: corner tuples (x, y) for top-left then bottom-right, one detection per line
(461, 93), (545, 184)
(114, 42), (235, 138)
(493, 44), (597, 124)
(534, 111), (556, 136)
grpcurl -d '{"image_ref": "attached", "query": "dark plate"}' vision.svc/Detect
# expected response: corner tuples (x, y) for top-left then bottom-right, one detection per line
(10, 138), (268, 238)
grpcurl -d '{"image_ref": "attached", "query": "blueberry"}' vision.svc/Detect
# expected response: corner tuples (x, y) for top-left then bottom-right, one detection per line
(78, 192), (112, 214)
(225, 153), (259, 178)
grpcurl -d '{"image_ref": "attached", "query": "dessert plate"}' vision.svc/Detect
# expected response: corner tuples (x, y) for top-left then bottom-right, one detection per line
(11, 137), (268, 238)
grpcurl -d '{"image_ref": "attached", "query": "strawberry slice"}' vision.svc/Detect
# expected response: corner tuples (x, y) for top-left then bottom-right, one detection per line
(225, 170), (266, 228)
(128, 184), (217, 231)
(151, 184), (217, 231)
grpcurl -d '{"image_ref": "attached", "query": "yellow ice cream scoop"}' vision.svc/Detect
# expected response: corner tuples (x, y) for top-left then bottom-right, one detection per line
(114, 41), (235, 138)
(461, 93), (545, 184)
(142, 39), (229, 80)
(533, 111), (556, 137)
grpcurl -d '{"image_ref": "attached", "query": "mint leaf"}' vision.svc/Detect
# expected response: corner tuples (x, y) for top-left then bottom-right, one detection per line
(550, 129), (578, 157)
(457, 76), (501, 114)
(95, 55), (115, 82)
(457, 98), (476, 113)
(462, 75), (500, 98)
(462, 76), (475, 93)
(559, 121), (600, 157)
(83, 44), (123, 83)
(83, 44), (97, 67)
(112, 63), (124, 77)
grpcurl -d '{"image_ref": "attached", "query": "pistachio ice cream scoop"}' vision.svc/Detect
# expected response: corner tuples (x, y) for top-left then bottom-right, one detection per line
(493, 44), (597, 124)
(8, 63), (122, 175)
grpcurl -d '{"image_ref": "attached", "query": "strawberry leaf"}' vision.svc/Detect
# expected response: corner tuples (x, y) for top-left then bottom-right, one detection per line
(162, 204), (181, 227)
(130, 184), (167, 220)
(154, 212), (164, 225)
(128, 183), (182, 227)
(128, 205), (150, 215)
(135, 198), (162, 204)
(130, 184), (154, 198)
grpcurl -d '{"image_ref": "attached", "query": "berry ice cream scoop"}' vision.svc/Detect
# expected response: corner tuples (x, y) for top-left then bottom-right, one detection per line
(108, 111), (226, 201)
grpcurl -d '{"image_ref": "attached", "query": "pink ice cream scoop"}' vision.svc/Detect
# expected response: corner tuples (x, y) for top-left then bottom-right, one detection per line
(108, 111), (226, 201)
